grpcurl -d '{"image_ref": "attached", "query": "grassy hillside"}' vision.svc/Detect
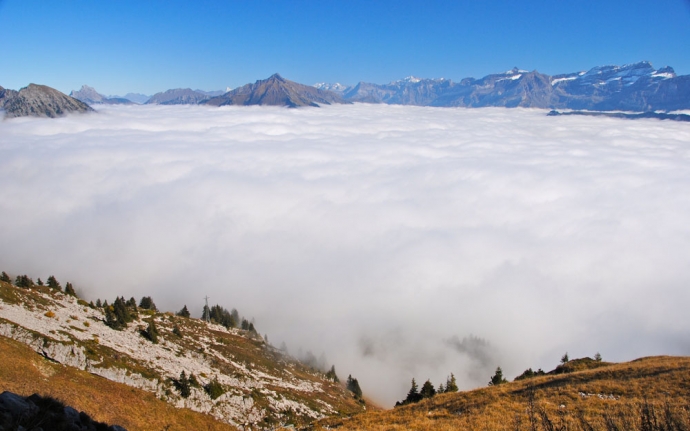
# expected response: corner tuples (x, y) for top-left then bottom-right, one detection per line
(316, 356), (690, 431)
(0, 335), (235, 431)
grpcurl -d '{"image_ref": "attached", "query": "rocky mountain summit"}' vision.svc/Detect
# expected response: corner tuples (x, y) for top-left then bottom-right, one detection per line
(0, 276), (364, 429)
(0, 84), (93, 119)
(203, 74), (347, 107)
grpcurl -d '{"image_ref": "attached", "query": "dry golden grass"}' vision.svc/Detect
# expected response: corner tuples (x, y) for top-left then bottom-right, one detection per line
(0, 336), (237, 431)
(317, 356), (690, 431)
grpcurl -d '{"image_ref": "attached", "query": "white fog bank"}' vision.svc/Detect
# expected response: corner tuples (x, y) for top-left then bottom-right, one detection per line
(1, 104), (689, 405)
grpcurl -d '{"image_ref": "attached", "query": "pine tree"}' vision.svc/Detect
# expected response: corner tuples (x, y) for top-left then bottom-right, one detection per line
(438, 383), (445, 394)
(405, 378), (421, 404)
(204, 376), (225, 400)
(139, 296), (157, 311)
(201, 305), (211, 322)
(489, 367), (508, 386)
(420, 380), (436, 399)
(177, 305), (191, 318)
(36, 278), (44, 286)
(594, 352), (602, 362)
(47, 276), (61, 291)
(177, 371), (191, 398)
(126, 297), (138, 309)
(113, 297), (131, 327)
(241, 319), (249, 330)
(346, 375), (363, 399)
(325, 365), (339, 383)
(64, 282), (76, 297)
(561, 352), (569, 364)
(143, 319), (159, 343)
(14, 275), (34, 288)
(445, 373), (458, 393)
(96, 299), (102, 308)
(0, 272), (10, 283)
(104, 306), (121, 330)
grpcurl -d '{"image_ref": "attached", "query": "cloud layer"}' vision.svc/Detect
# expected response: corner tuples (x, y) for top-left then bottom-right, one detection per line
(2, 104), (690, 404)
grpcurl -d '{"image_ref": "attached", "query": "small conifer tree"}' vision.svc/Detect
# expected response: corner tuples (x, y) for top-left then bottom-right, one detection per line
(420, 380), (436, 399)
(405, 378), (421, 404)
(346, 375), (363, 399)
(561, 352), (569, 364)
(177, 305), (191, 318)
(204, 376), (225, 400)
(143, 319), (159, 343)
(177, 371), (191, 398)
(64, 282), (76, 297)
(104, 306), (122, 330)
(47, 275), (61, 290)
(0, 272), (11, 283)
(96, 299), (102, 308)
(325, 365), (339, 383)
(594, 352), (602, 362)
(139, 296), (157, 311)
(36, 278), (44, 286)
(445, 373), (459, 393)
(489, 367), (508, 386)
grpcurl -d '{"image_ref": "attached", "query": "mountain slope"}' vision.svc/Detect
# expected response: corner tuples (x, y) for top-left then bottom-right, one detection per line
(204, 74), (347, 107)
(317, 355), (690, 431)
(0, 336), (234, 431)
(0, 84), (93, 118)
(0, 279), (365, 429)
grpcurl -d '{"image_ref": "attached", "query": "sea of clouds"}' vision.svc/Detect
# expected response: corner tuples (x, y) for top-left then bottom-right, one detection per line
(1, 103), (690, 405)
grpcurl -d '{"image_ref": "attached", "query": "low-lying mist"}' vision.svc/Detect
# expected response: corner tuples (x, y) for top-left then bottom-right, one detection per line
(1, 104), (689, 405)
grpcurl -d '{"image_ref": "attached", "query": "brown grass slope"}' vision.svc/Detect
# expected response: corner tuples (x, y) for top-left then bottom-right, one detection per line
(0, 335), (236, 431)
(316, 356), (690, 431)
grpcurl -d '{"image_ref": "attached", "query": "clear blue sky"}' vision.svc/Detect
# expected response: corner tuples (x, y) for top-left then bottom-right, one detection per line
(1, 0), (689, 95)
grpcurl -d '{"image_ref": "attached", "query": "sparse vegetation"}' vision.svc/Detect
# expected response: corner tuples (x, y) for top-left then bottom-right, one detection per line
(204, 376), (225, 400)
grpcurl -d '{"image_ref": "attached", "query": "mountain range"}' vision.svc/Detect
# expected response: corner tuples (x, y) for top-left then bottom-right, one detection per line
(2, 61), (690, 119)
(319, 61), (690, 111)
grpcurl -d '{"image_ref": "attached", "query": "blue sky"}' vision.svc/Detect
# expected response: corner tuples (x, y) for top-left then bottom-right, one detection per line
(1, 0), (689, 95)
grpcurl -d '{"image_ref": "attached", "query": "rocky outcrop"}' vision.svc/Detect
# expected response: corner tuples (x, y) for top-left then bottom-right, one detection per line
(0, 84), (93, 119)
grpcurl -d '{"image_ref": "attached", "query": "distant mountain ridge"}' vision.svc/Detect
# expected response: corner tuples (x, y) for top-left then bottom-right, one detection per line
(319, 61), (690, 111)
(145, 88), (214, 105)
(70, 85), (133, 105)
